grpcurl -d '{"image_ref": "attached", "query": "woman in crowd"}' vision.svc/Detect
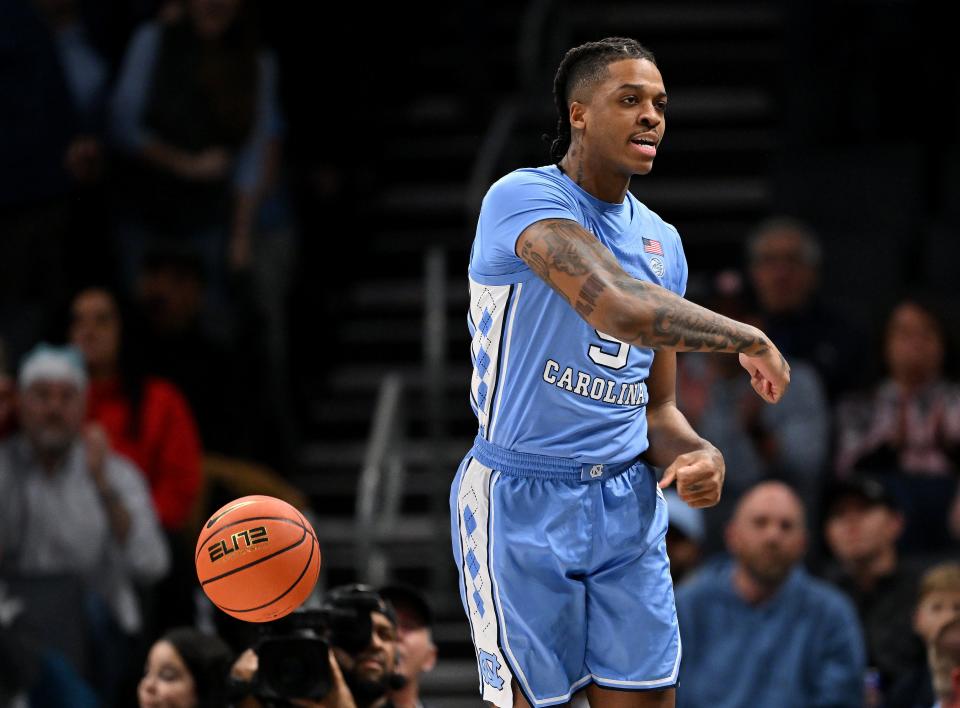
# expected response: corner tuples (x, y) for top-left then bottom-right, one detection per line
(70, 286), (202, 533)
(139, 627), (233, 708)
(835, 298), (960, 550)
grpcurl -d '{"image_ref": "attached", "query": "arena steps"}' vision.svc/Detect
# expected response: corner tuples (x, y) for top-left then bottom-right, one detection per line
(346, 279), (468, 310)
(299, 438), (470, 475)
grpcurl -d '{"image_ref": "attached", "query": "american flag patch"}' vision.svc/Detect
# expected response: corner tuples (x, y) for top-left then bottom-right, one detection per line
(642, 237), (664, 256)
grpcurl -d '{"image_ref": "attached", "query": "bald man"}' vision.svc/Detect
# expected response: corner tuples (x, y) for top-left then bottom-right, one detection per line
(932, 618), (960, 708)
(675, 482), (865, 708)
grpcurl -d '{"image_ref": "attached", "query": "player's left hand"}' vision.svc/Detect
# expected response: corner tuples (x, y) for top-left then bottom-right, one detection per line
(738, 339), (790, 404)
(658, 446), (725, 508)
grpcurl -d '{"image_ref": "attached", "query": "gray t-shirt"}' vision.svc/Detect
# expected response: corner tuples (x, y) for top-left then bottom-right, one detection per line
(0, 435), (170, 632)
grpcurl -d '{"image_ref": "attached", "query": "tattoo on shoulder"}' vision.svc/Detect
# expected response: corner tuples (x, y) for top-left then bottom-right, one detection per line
(518, 220), (615, 300)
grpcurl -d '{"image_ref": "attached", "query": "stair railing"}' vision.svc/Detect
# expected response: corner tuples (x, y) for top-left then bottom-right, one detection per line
(355, 372), (405, 585)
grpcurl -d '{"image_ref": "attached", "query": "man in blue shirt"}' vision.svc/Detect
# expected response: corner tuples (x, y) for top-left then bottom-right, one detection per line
(676, 482), (866, 707)
(451, 37), (791, 708)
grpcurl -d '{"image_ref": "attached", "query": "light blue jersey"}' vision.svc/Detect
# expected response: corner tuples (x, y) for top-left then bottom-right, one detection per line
(454, 165), (689, 706)
(468, 164), (688, 463)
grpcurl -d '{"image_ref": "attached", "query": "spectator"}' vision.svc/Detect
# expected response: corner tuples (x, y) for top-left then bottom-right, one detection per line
(888, 563), (960, 708)
(0, 0), (111, 365)
(822, 475), (924, 698)
(69, 286), (202, 532)
(835, 298), (960, 550)
(136, 244), (294, 471)
(138, 627), (233, 708)
(0, 345), (169, 704)
(676, 481), (865, 708)
(32, 0), (109, 172)
(662, 489), (705, 585)
(747, 217), (864, 400)
(108, 0), (278, 308)
(70, 285), (203, 632)
(380, 584), (437, 708)
(931, 618), (960, 708)
(678, 272), (830, 554)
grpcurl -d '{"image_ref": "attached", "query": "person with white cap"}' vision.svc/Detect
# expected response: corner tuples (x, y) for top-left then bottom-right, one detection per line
(0, 343), (170, 705)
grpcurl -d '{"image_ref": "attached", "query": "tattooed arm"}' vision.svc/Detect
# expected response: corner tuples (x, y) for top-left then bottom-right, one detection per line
(516, 217), (790, 402)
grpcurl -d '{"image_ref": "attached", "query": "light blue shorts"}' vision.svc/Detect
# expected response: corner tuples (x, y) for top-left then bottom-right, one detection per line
(450, 437), (681, 707)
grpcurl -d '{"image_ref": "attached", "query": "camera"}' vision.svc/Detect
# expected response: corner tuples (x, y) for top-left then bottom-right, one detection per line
(232, 585), (396, 705)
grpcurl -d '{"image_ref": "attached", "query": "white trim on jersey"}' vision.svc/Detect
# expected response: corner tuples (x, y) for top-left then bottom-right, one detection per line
(456, 459), (515, 707)
(590, 631), (682, 689)
(488, 282), (522, 440)
(468, 279), (515, 440)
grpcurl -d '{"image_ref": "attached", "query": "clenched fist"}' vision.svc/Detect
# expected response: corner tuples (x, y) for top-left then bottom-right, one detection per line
(739, 342), (791, 404)
(658, 447), (725, 509)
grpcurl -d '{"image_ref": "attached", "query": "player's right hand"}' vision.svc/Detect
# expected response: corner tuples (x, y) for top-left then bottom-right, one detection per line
(659, 447), (725, 509)
(738, 340), (790, 404)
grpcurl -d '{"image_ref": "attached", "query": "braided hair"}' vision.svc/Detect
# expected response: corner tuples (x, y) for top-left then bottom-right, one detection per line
(548, 37), (656, 162)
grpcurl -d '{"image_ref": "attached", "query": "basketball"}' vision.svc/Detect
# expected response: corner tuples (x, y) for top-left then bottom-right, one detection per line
(195, 495), (321, 622)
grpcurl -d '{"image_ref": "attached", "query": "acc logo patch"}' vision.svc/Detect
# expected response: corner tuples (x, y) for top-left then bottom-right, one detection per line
(649, 256), (665, 278)
(478, 649), (504, 690)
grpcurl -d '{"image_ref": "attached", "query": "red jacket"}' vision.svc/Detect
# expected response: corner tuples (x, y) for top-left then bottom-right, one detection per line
(87, 376), (202, 530)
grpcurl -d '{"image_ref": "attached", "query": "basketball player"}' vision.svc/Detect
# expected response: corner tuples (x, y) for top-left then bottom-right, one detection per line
(450, 38), (790, 708)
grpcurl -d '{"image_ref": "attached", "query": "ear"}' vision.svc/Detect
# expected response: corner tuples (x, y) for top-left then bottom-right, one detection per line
(423, 641), (438, 673)
(569, 101), (587, 131)
(952, 665), (960, 694)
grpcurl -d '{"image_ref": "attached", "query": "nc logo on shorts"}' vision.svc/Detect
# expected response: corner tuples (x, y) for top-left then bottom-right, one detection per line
(589, 464), (604, 478)
(478, 649), (504, 689)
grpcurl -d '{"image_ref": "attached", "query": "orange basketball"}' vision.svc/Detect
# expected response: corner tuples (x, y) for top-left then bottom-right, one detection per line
(195, 495), (321, 622)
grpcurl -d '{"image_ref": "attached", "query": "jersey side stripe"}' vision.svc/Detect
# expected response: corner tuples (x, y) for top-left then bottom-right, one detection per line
(471, 285), (516, 439)
(487, 282), (522, 440)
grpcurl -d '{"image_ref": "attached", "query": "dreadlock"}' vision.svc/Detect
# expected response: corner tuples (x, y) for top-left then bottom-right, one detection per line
(547, 37), (656, 162)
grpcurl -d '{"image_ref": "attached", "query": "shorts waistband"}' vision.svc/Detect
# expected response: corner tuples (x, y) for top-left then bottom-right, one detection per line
(470, 435), (646, 482)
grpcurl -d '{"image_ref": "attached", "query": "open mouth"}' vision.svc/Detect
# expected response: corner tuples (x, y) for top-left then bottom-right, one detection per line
(630, 136), (658, 157)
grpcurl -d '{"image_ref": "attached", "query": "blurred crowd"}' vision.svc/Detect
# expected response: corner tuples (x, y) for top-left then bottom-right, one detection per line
(1, 0), (960, 706)
(667, 219), (960, 707)
(1, 0), (312, 704)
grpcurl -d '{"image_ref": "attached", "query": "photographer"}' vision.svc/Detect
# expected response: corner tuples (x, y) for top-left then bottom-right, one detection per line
(230, 585), (402, 708)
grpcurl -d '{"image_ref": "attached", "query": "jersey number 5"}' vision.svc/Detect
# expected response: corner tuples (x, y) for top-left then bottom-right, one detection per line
(588, 331), (629, 370)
